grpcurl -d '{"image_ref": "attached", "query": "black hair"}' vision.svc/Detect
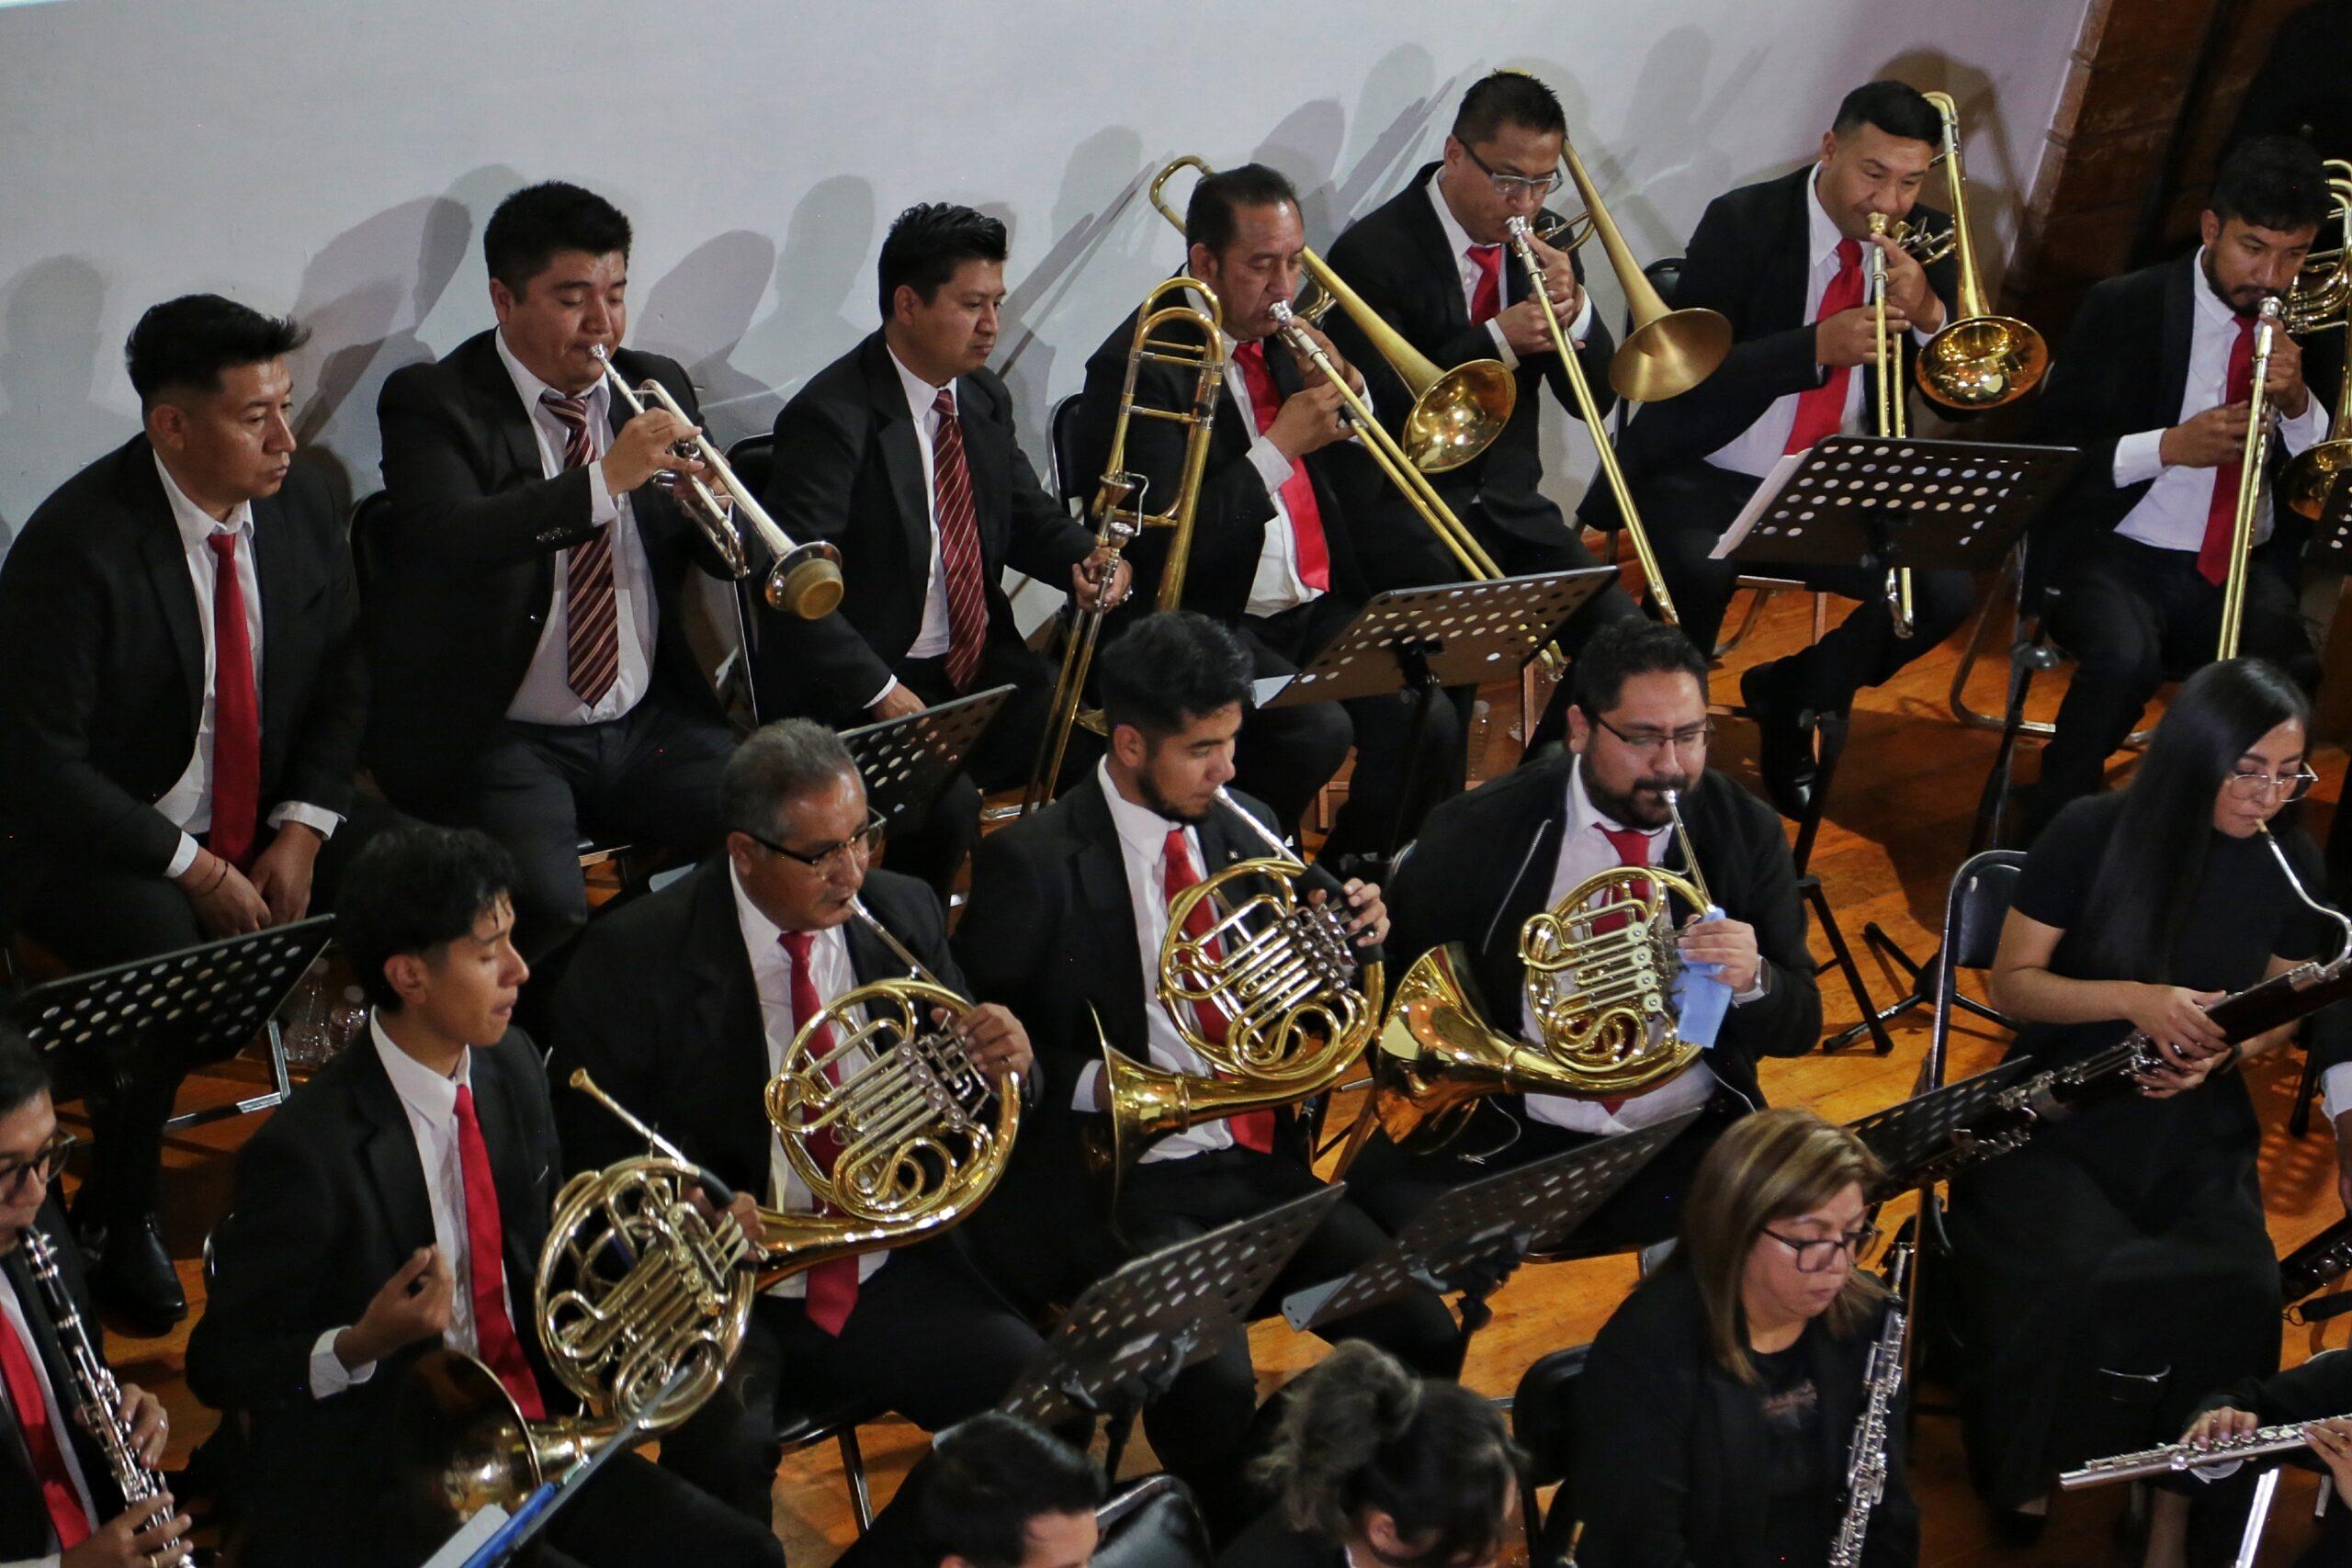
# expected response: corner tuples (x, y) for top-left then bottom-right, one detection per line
(914, 1412), (1105, 1568)
(2210, 135), (2334, 235)
(1453, 70), (1567, 146)
(337, 826), (519, 1013)
(1097, 610), (1252, 740)
(482, 181), (633, 296)
(1254, 1343), (1524, 1568)
(1185, 163), (1300, 255)
(2082, 657), (2312, 980)
(123, 294), (309, 410)
(1571, 617), (1710, 719)
(1829, 81), (1942, 147)
(0, 1021), (49, 1122)
(721, 718), (861, 844)
(877, 203), (1010, 323)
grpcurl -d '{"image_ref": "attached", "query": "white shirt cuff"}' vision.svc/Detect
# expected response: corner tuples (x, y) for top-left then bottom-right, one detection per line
(2322, 1061), (2352, 1123)
(2112, 429), (2170, 490)
(1566, 293), (1596, 343)
(164, 832), (200, 880)
(1074, 1061), (1102, 1114)
(268, 802), (343, 840)
(1486, 318), (1520, 371)
(1732, 963), (1770, 1006)
(1247, 431), (1296, 499)
(587, 459), (620, 526)
(309, 1325), (376, 1397)
(868, 675), (900, 710)
(2280, 393), (2331, 456)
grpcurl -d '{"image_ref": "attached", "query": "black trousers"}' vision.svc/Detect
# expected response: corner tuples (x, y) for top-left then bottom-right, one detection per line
(1641, 462), (1974, 712)
(659, 1240), (1045, 1524)
(537, 1450), (786, 1568)
(2033, 533), (2317, 831)
(876, 637), (1056, 895)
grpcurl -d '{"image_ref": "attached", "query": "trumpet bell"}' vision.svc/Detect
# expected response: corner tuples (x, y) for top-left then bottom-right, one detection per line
(1612, 307), (1734, 403)
(1917, 314), (2049, 410)
(765, 542), (846, 619)
(2283, 437), (2352, 521)
(1406, 359), (1520, 473)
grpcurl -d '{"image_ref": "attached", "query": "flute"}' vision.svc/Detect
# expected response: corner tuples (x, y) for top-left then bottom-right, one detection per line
(2060, 1416), (2349, 1489)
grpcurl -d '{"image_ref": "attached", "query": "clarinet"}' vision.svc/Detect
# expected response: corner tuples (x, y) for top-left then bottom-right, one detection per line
(22, 1228), (168, 1512)
(2283, 1217), (2352, 1320)
(1829, 1245), (1913, 1568)
(2060, 1413), (2352, 1489)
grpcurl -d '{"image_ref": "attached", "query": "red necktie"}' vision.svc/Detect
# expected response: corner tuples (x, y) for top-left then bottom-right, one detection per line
(1230, 342), (1332, 592)
(541, 392), (619, 705)
(451, 1083), (546, 1420)
(0, 1294), (92, 1550)
(1784, 238), (1867, 455)
(2198, 315), (2262, 586)
(780, 931), (864, 1333)
(1466, 243), (1504, 326)
(1594, 825), (1657, 1115)
(931, 389), (991, 692)
(1162, 828), (1274, 1153)
(204, 529), (261, 870)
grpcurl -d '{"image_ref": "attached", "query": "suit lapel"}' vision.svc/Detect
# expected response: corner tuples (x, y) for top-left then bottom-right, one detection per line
(122, 442), (207, 725)
(863, 334), (933, 569)
(351, 1043), (439, 1267)
(249, 485), (301, 743)
(464, 332), (550, 491)
(2158, 254), (2199, 427)
(1399, 164), (1473, 332)
(1767, 167), (1819, 333)
(684, 863), (777, 1184)
(1069, 781), (1151, 1047)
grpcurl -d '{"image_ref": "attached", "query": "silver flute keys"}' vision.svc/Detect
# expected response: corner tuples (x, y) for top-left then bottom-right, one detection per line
(2061, 1415), (2352, 1489)
(1829, 1245), (1913, 1567)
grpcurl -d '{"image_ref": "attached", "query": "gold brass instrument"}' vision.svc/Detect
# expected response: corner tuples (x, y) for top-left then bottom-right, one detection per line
(589, 343), (845, 619)
(1555, 139), (1734, 404)
(1023, 277), (1227, 814)
(1913, 92), (2050, 412)
(1867, 213), (1917, 638)
(2279, 162), (2352, 520)
(2218, 295), (2287, 660)
(1091, 788), (1385, 1196)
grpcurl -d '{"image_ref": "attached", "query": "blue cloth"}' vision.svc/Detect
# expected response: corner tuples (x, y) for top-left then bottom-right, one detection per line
(1673, 906), (1734, 1049)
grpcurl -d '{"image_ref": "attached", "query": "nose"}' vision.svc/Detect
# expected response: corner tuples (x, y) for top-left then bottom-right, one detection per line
(503, 942), (531, 990)
(580, 296), (615, 340)
(265, 409), (297, 455)
(978, 300), (1001, 334)
(1272, 259), (1303, 308)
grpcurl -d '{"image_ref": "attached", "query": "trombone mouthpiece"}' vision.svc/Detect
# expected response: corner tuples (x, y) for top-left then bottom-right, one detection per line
(588, 342), (610, 363)
(1507, 215), (1532, 238)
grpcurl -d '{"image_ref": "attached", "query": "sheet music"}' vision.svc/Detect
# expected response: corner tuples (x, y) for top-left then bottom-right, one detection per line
(1250, 675), (1294, 707)
(1710, 452), (1804, 559)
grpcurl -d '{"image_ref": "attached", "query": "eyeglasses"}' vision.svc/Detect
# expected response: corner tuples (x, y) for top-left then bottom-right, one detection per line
(742, 812), (888, 874)
(1458, 142), (1566, 200)
(0, 1133), (74, 1199)
(1760, 1222), (1882, 1274)
(1594, 716), (1715, 757)
(2224, 766), (2318, 802)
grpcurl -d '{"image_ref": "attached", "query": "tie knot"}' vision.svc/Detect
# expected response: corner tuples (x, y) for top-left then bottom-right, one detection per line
(1163, 826), (1193, 864)
(540, 390), (590, 431)
(1467, 243), (1501, 265)
(1599, 825), (1654, 867)
(1836, 237), (1862, 270)
(1234, 338), (1265, 367)
(932, 386), (956, 418)
(206, 527), (239, 562)
(453, 1081), (477, 1122)
(779, 929), (816, 967)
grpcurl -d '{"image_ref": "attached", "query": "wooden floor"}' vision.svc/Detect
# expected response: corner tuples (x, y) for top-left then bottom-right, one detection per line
(81, 583), (2350, 1566)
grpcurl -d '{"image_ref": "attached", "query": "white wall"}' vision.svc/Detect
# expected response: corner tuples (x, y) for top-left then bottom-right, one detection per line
(0, 0), (2090, 556)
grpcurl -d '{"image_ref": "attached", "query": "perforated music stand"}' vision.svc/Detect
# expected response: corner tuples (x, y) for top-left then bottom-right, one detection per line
(1281, 1109), (1701, 1342)
(1001, 1184), (1346, 1473)
(841, 683), (1013, 837)
(2302, 472), (2352, 559)
(7, 914), (334, 1128)
(1849, 1059), (2039, 1196)
(1720, 434), (2075, 575)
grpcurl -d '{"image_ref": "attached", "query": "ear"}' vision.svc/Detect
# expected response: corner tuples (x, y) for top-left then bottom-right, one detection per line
(1441, 133), (1464, 172)
(382, 951), (433, 1013)
(2200, 209), (2224, 252)
(144, 400), (185, 454)
(1363, 1511), (1412, 1560)
(1111, 722), (1149, 772)
(724, 830), (761, 881)
(1566, 703), (1593, 756)
(889, 282), (921, 326)
(489, 276), (518, 326)
(1186, 242), (1218, 286)
(1817, 129), (1840, 167)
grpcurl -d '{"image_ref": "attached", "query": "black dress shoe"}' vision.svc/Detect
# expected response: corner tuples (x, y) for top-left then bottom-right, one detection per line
(94, 1215), (187, 1336)
(1739, 661), (1819, 820)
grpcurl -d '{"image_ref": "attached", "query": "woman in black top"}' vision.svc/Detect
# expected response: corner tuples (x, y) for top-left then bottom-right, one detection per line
(1947, 658), (2335, 1530)
(1218, 1341), (1521, 1568)
(1571, 1108), (1917, 1568)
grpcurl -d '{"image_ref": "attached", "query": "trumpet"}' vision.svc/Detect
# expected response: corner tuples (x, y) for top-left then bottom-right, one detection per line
(1867, 213), (1917, 637)
(1023, 276), (1226, 814)
(588, 344), (844, 620)
(1913, 92), (2050, 412)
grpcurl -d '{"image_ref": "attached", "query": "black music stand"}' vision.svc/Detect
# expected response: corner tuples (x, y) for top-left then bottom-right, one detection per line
(1001, 1185), (1346, 1474)
(1268, 570), (1615, 856)
(1718, 434), (2075, 577)
(7, 915), (334, 1129)
(1280, 1110), (1701, 1344)
(1849, 1059), (2040, 1194)
(841, 684), (1013, 838)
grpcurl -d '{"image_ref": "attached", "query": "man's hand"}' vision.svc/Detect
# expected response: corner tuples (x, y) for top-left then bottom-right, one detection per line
(1816, 305), (1904, 369)
(1278, 320), (1365, 397)
(944, 1002), (1033, 1085)
(1490, 229), (1585, 356)
(1310, 878), (1389, 950)
(335, 1247), (453, 1371)
(174, 849), (270, 939)
(600, 408), (709, 495)
(1266, 381), (1351, 462)
(1871, 232), (1946, 334)
(1679, 914), (1760, 995)
(2185, 1404), (2260, 1448)
(1070, 550), (1133, 612)
(248, 824), (323, 926)
(2160, 402), (2254, 468)
(2265, 330), (2311, 418)
(62, 1492), (190, 1568)
(869, 684), (927, 722)
(2308, 1416), (2352, 1495)
(112, 1382), (170, 1467)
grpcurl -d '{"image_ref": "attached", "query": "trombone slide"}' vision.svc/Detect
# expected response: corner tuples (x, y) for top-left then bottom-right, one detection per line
(2216, 299), (2283, 660)
(1866, 215), (1915, 637)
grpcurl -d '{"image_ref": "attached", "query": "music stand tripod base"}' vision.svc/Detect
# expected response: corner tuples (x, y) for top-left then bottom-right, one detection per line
(841, 683), (1014, 838)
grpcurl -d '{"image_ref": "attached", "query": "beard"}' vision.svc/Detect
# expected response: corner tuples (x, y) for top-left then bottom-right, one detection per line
(1587, 765), (1693, 830)
(2200, 246), (2273, 315)
(1136, 767), (1210, 826)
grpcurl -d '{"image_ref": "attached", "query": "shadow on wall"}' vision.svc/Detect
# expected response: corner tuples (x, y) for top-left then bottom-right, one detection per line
(1330, 43), (1449, 224)
(0, 254), (115, 557)
(998, 123), (1150, 451)
(637, 228), (778, 452)
(732, 174), (879, 433)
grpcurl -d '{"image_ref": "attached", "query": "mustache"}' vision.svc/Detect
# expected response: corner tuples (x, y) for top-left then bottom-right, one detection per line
(1634, 773), (1691, 795)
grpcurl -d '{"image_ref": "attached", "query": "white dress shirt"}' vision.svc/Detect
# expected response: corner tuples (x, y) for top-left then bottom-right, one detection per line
(1223, 333), (1325, 621)
(730, 867), (892, 1297)
(150, 456), (340, 878)
(886, 344), (962, 661)
(1071, 761), (1237, 1161)
(2113, 248), (2330, 551)
(0, 1262), (99, 1565)
(494, 328), (660, 726)
(1422, 167), (1597, 370)
(306, 1021), (518, 1396)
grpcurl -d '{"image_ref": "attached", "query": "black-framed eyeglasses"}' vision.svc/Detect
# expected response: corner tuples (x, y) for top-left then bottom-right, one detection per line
(0, 1133), (74, 1199)
(1458, 142), (1566, 200)
(1760, 1222), (1882, 1274)
(742, 812), (887, 874)
(1594, 716), (1715, 756)
(2224, 766), (2318, 802)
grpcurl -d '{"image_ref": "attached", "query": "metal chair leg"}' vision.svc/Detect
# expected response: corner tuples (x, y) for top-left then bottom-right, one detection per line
(839, 1426), (874, 1533)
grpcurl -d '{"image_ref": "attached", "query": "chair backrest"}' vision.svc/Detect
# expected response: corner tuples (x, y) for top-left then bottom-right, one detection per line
(726, 433), (776, 500)
(1093, 1474), (1210, 1568)
(1047, 392), (1090, 516)
(1924, 849), (2028, 1090)
(1512, 1345), (1591, 1568)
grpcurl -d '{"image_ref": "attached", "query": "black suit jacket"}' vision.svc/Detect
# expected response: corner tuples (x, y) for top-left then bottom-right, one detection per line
(367, 330), (729, 796)
(185, 1028), (563, 1568)
(1217, 1517), (1344, 1568)
(1386, 751), (1818, 1111)
(1599, 165), (1957, 501)
(0, 1201), (123, 1559)
(0, 434), (364, 884)
(1322, 164), (1619, 581)
(1572, 1262), (1917, 1568)
(755, 332), (1096, 717)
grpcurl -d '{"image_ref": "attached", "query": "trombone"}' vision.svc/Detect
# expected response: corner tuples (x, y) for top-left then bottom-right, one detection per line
(1866, 212), (1917, 637)
(1913, 92), (2050, 412)
(589, 344), (845, 620)
(1023, 276), (1226, 814)
(2218, 296), (2286, 660)
(2279, 161), (2352, 522)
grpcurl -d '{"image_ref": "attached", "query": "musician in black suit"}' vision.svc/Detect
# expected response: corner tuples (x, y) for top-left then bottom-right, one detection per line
(0, 1024), (189, 1568)
(548, 719), (1047, 1524)
(2023, 135), (2332, 834)
(1071, 164), (1462, 865)
(957, 611), (1464, 1539)
(368, 181), (740, 964)
(1343, 618), (1821, 1254)
(0, 295), (367, 1331)
(1596, 81), (1971, 817)
(185, 827), (783, 1568)
(2177, 1351), (2352, 1566)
